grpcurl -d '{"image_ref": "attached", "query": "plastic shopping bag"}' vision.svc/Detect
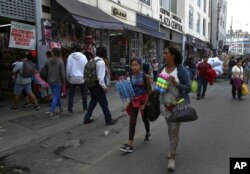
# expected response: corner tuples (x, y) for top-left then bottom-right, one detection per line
(242, 83), (249, 96)
(191, 80), (198, 93)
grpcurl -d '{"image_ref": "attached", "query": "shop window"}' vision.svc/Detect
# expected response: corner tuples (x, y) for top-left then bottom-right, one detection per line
(139, 0), (151, 6)
(42, 5), (51, 14)
(160, 0), (170, 10)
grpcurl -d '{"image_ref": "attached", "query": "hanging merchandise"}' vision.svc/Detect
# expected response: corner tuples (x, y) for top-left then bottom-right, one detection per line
(154, 73), (171, 94)
(116, 77), (135, 103)
(191, 80), (198, 93)
(242, 83), (249, 96)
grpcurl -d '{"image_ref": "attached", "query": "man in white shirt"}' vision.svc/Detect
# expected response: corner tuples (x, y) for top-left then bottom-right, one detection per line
(66, 44), (88, 116)
(83, 47), (116, 125)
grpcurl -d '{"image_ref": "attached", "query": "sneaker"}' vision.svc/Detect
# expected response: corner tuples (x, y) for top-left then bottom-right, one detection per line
(106, 119), (117, 126)
(8, 106), (19, 112)
(49, 113), (60, 120)
(119, 144), (133, 153)
(144, 133), (152, 144)
(34, 105), (40, 111)
(167, 159), (176, 172)
(83, 118), (95, 124)
(67, 111), (73, 116)
(23, 103), (32, 108)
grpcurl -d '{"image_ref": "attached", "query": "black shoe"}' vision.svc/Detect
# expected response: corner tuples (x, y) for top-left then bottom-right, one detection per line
(23, 103), (32, 108)
(34, 105), (40, 111)
(83, 119), (94, 124)
(106, 119), (117, 126)
(196, 96), (201, 100)
(119, 144), (133, 153)
(144, 133), (152, 144)
(8, 106), (19, 112)
(201, 95), (205, 99)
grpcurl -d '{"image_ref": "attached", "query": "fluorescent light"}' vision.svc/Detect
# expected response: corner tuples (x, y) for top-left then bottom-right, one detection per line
(0, 24), (11, 28)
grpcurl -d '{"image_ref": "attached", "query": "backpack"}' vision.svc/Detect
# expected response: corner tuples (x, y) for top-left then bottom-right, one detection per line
(22, 60), (35, 78)
(84, 59), (101, 88)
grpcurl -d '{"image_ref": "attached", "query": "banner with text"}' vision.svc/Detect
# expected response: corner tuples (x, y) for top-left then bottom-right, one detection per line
(9, 21), (36, 50)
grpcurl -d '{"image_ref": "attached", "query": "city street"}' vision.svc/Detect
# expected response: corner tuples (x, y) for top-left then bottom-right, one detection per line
(0, 80), (249, 174)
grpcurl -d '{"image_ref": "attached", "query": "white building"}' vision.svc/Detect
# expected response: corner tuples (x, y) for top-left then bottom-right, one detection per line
(211, 0), (227, 53)
(226, 30), (250, 56)
(177, 0), (211, 59)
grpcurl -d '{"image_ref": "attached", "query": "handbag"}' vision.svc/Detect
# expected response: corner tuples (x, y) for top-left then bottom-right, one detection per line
(144, 91), (160, 122)
(168, 100), (198, 122)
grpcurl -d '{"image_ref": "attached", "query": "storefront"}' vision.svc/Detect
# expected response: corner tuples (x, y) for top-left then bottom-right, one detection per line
(185, 34), (211, 61)
(136, 13), (165, 62)
(0, 0), (36, 93)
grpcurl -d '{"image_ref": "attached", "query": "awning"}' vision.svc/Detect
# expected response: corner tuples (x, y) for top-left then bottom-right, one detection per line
(123, 24), (149, 35)
(56, 0), (123, 30)
(140, 28), (165, 38)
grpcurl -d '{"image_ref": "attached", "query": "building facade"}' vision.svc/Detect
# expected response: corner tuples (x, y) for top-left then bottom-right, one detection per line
(211, 0), (227, 55)
(177, 0), (211, 59)
(226, 30), (250, 56)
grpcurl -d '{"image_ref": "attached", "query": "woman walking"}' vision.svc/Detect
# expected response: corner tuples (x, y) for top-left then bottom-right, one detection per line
(43, 48), (66, 119)
(119, 58), (152, 153)
(231, 58), (244, 100)
(160, 47), (191, 172)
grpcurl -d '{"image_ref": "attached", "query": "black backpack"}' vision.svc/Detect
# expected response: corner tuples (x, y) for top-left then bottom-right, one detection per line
(84, 59), (101, 88)
(22, 60), (35, 78)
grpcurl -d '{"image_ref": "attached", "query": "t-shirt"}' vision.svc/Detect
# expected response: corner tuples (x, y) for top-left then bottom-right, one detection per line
(13, 61), (32, 85)
(232, 65), (244, 80)
(131, 72), (147, 97)
(152, 63), (159, 71)
(197, 62), (212, 78)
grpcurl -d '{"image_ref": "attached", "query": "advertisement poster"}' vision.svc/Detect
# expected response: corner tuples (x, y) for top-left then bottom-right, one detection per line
(9, 21), (36, 50)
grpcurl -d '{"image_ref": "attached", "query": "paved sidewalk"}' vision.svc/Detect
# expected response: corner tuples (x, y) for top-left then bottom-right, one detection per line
(0, 85), (123, 157)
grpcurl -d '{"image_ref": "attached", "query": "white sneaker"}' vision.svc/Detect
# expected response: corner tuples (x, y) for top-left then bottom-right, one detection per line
(167, 159), (175, 172)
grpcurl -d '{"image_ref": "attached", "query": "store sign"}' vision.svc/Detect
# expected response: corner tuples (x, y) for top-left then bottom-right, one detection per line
(159, 8), (183, 33)
(9, 21), (36, 50)
(112, 7), (127, 20)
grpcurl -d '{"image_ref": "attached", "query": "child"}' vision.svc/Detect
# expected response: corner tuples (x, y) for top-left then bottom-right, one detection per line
(120, 58), (152, 153)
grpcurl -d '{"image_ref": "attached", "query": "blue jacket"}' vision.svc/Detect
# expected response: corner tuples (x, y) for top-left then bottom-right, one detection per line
(176, 65), (191, 103)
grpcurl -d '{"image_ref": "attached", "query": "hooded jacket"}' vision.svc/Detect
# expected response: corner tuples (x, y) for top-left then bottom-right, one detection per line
(66, 52), (88, 84)
(45, 58), (66, 85)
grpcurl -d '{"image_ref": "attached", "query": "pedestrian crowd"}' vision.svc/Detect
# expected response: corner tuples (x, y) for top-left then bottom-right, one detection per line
(4, 44), (250, 173)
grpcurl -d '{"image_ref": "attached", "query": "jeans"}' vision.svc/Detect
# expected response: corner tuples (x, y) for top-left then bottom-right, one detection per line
(197, 76), (208, 97)
(50, 84), (62, 113)
(84, 85), (112, 124)
(68, 83), (88, 112)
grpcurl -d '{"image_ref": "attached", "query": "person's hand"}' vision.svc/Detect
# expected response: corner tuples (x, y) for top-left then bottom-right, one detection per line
(139, 104), (146, 111)
(169, 76), (178, 86)
(103, 87), (109, 93)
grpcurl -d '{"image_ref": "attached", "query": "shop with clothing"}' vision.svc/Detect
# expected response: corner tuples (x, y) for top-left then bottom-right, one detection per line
(0, 0), (36, 94)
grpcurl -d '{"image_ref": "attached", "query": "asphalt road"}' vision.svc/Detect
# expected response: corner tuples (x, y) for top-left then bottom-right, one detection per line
(1, 80), (250, 174)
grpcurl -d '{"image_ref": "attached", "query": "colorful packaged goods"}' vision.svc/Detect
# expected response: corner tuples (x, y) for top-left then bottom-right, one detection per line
(154, 73), (171, 94)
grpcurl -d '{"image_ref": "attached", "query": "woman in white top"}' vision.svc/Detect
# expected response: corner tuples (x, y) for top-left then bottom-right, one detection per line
(160, 47), (191, 172)
(231, 58), (244, 100)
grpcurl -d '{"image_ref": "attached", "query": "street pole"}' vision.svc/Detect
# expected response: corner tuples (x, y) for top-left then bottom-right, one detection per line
(35, 0), (43, 70)
(216, 2), (221, 56)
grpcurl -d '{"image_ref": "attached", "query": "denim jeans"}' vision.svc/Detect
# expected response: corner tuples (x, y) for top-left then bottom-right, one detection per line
(84, 85), (112, 124)
(68, 83), (88, 112)
(197, 76), (208, 97)
(50, 84), (62, 113)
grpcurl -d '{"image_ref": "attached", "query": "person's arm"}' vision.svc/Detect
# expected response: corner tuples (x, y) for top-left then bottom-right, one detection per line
(60, 60), (66, 85)
(66, 56), (71, 81)
(171, 66), (191, 95)
(13, 62), (21, 73)
(96, 60), (107, 89)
